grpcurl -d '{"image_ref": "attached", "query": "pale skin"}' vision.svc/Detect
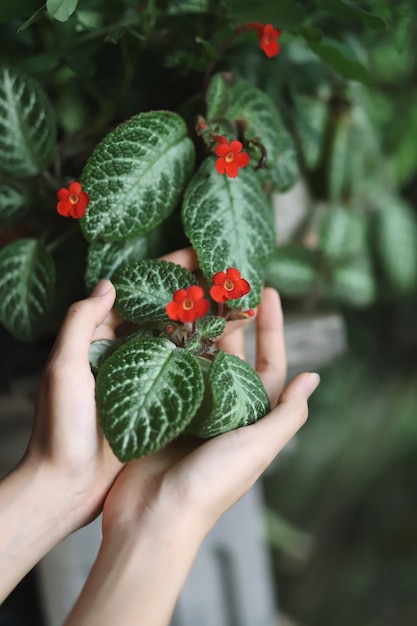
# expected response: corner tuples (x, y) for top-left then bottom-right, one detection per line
(0, 248), (320, 624)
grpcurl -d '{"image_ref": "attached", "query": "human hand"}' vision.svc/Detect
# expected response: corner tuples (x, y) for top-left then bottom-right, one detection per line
(101, 287), (320, 540)
(63, 286), (320, 626)
(26, 247), (200, 530)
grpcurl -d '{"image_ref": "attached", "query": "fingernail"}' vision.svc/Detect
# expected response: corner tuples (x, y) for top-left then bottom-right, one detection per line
(304, 372), (320, 398)
(90, 279), (112, 297)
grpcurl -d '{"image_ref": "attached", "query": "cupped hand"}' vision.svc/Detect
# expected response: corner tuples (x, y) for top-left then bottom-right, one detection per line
(102, 287), (320, 540)
(26, 247), (200, 528)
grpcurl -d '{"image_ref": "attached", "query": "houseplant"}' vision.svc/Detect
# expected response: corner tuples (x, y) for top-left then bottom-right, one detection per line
(1, 0), (415, 461)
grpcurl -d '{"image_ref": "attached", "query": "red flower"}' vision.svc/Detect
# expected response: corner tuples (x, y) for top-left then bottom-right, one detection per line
(214, 137), (250, 178)
(166, 286), (210, 323)
(210, 268), (251, 303)
(248, 23), (281, 58)
(57, 181), (89, 219)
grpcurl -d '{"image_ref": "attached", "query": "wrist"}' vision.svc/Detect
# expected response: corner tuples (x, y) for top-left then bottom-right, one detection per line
(0, 457), (88, 601)
(66, 504), (203, 626)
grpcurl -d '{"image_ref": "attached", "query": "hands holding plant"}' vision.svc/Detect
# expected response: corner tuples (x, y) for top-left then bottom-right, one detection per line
(0, 247), (319, 624)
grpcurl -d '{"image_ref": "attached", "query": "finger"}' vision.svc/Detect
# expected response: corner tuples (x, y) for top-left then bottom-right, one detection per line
(256, 288), (287, 406)
(51, 279), (116, 365)
(243, 372), (320, 471)
(216, 320), (247, 360)
(161, 247), (199, 272)
(92, 308), (124, 342)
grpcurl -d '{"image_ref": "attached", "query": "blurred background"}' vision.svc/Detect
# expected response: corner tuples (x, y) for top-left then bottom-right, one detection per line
(1, 1), (417, 625)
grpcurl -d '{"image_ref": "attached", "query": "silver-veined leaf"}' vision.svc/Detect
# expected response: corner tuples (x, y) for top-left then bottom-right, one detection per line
(0, 181), (29, 221)
(182, 158), (275, 307)
(114, 259), (197, 323)
(0, 66), (56, 177)
(85, 234), (150, 292)
(96, 338), (204, 461)
(81, 111), (195, 242)
(0, 238), (55, 341)
(186, 351), (270, 438)
(226, 80), (299, 192)
(206, 73), (230, 121)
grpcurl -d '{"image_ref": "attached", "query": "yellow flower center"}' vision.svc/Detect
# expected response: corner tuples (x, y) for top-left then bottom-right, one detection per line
(225, 152), (235, 163)
(183, 298), (194, 310)
(69, 194), (79, 205)
(224, 279), (234, 291)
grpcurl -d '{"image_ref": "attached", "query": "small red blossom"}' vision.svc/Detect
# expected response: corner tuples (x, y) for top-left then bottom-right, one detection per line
(210, 268), (251, 303)
(166, 286), (210, 323)
(56, 181), (89, 219)
(214, 137), (250, 178)
(248, 22), (281, 58)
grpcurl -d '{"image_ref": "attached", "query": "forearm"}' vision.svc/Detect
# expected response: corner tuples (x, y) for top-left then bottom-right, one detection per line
(64, 512), (202, 626)
(0, 458), (85, 601)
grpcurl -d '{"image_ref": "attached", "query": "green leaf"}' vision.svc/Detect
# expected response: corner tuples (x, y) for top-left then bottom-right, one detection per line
(114, 259), (197, 323)
(331, 259), (376, 307)
(81, 111), (195, 242)
(319, 205), (368, 262)
(0, 66), (56, 177)
(96, 338), (204, 461)
(316, 0), (387, 31)
(182, 158), (275, 308)
(0, 239), (55, 341)
(85, 235), (150, 293)
(292, 93), (327, 169)
(89, 327), (155, 374)
(206, 73), (230, 121)
(265, 246), (317, 296)
(166, 0), (209, 14)
(0, 181), (29, 222)
(309, 38), (370, 83)
(376, 197), (417, 293)
(225, 0), (306, 31)
(17, 6), (47, 32)
(89, 339), (114, 375)
(187, 350), (270, 438)
(226, 80), (299, 192)
(196, 315), (226, 339)
(184, 316), (227, 355)
(46, 0), (78, 22)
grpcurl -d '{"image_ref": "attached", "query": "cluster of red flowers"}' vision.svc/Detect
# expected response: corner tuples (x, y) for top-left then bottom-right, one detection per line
(248, 22), (281, 58)
(56, 182), (89, 219)
(166, 268), (251, 323)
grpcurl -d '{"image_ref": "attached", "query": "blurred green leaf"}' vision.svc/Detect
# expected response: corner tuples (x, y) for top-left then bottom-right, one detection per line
(46, 0), (78, 22)
(17, 5), (46, 32)
(309, 38), (370, 83)
(330, 258), (376, 307)
(0, 66), (56, 177)
(375, 197), (417, 294)
(0, 239), (55, 341)
(316, 0), (387, 31)
(266, 245), (317, 296)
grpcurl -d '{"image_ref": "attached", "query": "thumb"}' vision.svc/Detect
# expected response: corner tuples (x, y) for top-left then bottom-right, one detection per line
(51, 279), (116, 364)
